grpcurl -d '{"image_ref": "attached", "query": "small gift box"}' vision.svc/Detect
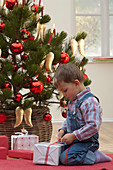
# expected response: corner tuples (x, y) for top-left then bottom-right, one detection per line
(33, 142), (64, 166)
(11, 135), (39, 151)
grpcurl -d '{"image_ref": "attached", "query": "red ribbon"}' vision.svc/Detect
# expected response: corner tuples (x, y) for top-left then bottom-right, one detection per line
(44, 141), (59, 164)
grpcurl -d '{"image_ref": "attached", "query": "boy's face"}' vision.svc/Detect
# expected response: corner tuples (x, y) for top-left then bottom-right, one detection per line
(57, 81), (81, 100)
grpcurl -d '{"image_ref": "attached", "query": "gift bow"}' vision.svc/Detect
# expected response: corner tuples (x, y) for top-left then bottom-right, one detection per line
(14, 107), (33, 128)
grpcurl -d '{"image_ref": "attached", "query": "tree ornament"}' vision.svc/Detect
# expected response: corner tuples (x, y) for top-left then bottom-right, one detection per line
(42, 24), (46, 38)
(1, 51), (9, 58)
(0, 113), (7, 123)
(45, 52), (54, 72)
(40, 24), (46, 42)
(40, 24), (44, 42)
(5, 0), (18, 10)
(46, 75), (51, 84)
(43, 112), (52, 121)
(31, 4), (38, 12)
(40, 55), (46, 68)
(38, 0), (41, 6)
(10, 42), (23, 55)
(62, 109), (67, 118)
(21, 29), (31, 41)
(29, 35), (35, 40)
(48, 30), (53, 45)
(30, 81), (43, 93)
(0, 22), (5, 32)
(60, 52), (69, 64)
(40, 59), (45, 68)
(1, 81), (11, 91)
(24, 77), (32, 88)
(84, 73), (88, 80)
(21, 53), (29, 61)
(35, 22), (41, 40)
(78, 39), (86, 57)
(71, 39), (78, 57)
(14, 93), (23, 102)
(53, 24), (56, 37)
(60, 98), (68, 107)
(14, 106), (24, 128)
(59, 91), (63, 100)
(1, 0), (5, 7)
(13, 64), (19, 72)
(24, 108), (33, 127)
(36, 13), (40, 21)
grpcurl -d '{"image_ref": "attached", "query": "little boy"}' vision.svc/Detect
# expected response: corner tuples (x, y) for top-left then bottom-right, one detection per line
(53, 63), (112, 165)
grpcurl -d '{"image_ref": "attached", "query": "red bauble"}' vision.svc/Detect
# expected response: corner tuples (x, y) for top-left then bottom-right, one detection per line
(62, 109), (67, 118)
(29, 35), (35, 40)
(5, 0), (18, 10)
(31, 4), (38, 12)
(46, 75), (51, 84)
(30, 81), (43, 93)
(84, 73), (88, 80)
(60, 52), (69, 64)
(24, 78), (32, 88)
(14, 93), (23, 102)
(1, 51), (9, 58)
(21, 53), (28, 61)
(43, 113), (52, 121)
(21, 29), (31, 41)
(0, 114), (7, 123)
(0, 22), (5, 32)
(13, 64), (19, 72)
(1, 81), (11, 91)
(10, 42), (23, 55)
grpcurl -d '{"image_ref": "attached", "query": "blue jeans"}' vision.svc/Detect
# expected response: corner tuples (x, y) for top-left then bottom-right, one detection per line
(59, 140), (98, 165)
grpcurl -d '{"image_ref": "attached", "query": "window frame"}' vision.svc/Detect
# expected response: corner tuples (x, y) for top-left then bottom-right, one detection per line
(75, 0), (112, 59)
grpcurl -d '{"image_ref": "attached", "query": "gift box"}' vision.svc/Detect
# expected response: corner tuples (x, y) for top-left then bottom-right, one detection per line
(11, 135), (39, 150)
(33, 142), (64, 166)
(8, 149), (33, 160)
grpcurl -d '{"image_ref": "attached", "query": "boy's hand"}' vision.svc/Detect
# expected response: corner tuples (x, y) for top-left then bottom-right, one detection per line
(61, 133), (76, 144)
(56, 129), (65, 141)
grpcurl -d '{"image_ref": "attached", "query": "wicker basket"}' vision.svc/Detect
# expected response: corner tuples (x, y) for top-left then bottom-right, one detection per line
(0, 107), (53, 149)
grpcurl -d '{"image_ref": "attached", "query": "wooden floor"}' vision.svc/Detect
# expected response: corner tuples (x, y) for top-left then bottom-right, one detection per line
(50, 122), (113, 154)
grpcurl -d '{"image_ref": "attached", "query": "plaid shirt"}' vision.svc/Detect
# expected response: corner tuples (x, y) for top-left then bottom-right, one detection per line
(61, 88), (102, 141)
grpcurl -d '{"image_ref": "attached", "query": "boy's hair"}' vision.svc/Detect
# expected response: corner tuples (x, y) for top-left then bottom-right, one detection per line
(53, 63), (84, 88)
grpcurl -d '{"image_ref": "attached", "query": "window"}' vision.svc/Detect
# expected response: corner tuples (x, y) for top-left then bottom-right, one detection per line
(75, 0), (113, 60)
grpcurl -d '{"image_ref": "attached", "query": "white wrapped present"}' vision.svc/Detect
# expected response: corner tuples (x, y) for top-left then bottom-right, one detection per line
(11, 135), (39, 150)
(33, 142), (64, 166)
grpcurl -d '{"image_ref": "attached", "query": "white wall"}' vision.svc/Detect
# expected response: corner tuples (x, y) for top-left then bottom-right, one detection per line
(85, 62), (113, 122)
(44, 0), (76, 38)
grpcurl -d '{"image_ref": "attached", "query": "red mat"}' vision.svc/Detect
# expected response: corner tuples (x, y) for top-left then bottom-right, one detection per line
(0, 154), (113, 170)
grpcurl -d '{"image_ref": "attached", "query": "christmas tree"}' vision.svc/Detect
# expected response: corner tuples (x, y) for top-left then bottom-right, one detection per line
(0, 0), (91, 137)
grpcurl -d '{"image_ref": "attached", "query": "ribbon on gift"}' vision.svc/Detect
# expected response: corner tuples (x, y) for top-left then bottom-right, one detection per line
(15, 130), (28, 136)
(44, 141), (61, 164)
